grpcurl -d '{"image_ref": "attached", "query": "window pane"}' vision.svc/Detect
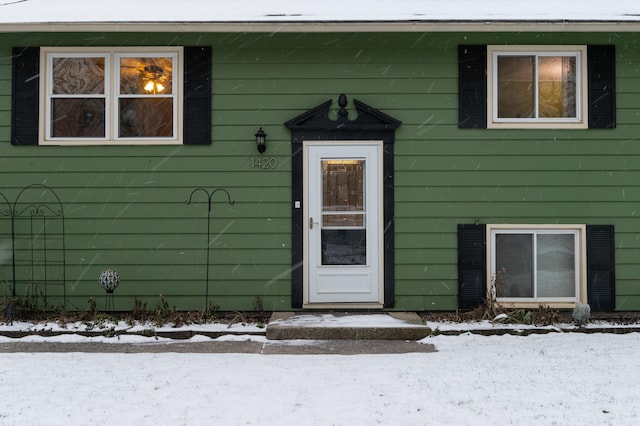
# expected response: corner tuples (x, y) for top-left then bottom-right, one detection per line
(495, 234), (533, 297)
(323, 214), (364, 227)
(119, 98), (173, 138)
(120, 57), (173, 95)
(538, 56), (577, 118)
(497, 56), (534, 118)
(321, 159), (367, 265)
(321, 229), (366, 265)
(322, 160), (365, 212)
(537, 234), (576, 297)
(53, 57), (105, 94)
(51, 98), (105, 138)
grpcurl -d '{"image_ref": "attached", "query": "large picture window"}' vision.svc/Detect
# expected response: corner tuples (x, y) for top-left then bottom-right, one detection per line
(43, 47), (181, 144)
(488, 46), (588, 128)
(489, 225), (586, 307)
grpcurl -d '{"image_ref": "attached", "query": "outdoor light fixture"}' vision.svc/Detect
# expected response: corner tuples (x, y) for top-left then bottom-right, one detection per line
(255, 127), (267, 153)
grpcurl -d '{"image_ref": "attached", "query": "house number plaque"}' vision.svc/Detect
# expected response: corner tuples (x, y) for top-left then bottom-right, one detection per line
(251, 157), (277, 169)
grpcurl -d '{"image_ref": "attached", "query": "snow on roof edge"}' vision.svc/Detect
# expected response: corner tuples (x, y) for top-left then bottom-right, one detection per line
(1, 0), (640, 28)
(2, 19), (640, 34)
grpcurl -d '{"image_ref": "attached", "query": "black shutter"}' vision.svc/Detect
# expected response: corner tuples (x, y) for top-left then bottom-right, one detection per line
(11, 47), (40, 145)
(588, 45), (616, 129)
(586, 225), (616, 310)
(458, 224), (487, 309)
(458, 45), (487, 129)
(183, 46), (212, 145)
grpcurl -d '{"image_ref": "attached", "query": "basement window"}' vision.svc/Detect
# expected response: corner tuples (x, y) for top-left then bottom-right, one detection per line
(488, 225), (587, 307)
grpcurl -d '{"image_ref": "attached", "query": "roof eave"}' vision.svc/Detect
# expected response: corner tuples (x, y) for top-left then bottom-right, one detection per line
(1, 20), (640, 33)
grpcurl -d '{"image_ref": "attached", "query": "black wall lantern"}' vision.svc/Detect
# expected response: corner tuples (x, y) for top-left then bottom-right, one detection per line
(255, 127), (267, 153)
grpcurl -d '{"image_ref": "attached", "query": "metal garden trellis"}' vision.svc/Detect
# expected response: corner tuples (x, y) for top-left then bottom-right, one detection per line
(0, 184), (66, 310)
(186, 188), (234, 311)
(1, 191), (12, 299)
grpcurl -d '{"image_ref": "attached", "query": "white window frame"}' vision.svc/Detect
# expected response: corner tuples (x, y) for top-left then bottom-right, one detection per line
(40, 47), (183, 146)
(487, 45), (588, 129)
(487, 224), (587, 309)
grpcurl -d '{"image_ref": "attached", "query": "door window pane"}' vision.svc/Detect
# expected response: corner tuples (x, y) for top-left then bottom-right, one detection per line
(321, 160), (366, 233)
(321, 159), (366, 265)
(322, 214), (364, 227)
(322, 160), (364, 212)
(321, 230), (366, 265)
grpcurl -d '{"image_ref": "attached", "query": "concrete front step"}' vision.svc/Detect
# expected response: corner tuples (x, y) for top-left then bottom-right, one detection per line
(266, 312), (431, 340)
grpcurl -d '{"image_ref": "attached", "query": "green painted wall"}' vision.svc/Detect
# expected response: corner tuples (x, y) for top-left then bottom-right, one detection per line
(1, 31), (639, 311)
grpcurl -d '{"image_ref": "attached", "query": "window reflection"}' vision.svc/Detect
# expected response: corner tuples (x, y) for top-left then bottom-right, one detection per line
(321, 159), (367, 265)
(50, 57), (106, 138)
(52, 98), (106, 138)
(322, 230), (366, 265)
(52, 57), (105, 95)
(119, 57), (173, 95)
(119, 98), (173, 138)
(118, 56), (175, 138)
(497, 56), (534, 118)
(497, 54), (577, 120)
(46, 51), (177, 140)
(322, 160), (364, 212)
(495, 231), (577, 299)
(496, 234), (534, 297)
(538, 56), (576, 118)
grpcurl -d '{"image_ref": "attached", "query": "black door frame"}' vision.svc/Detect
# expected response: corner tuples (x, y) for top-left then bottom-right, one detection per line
(284, 94), (401, 308)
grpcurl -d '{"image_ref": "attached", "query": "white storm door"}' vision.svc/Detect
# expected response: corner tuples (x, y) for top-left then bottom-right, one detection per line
(306, 142), (382, 304)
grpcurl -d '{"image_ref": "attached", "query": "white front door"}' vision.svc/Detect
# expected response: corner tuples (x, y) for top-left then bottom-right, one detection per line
(305, 142), (382, 304)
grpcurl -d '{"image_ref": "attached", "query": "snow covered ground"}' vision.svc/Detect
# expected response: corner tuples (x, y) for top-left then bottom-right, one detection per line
(0, 325), (638, 425)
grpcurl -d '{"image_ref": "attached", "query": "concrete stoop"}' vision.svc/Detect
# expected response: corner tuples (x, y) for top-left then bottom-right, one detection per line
(266, 312), (432, 340)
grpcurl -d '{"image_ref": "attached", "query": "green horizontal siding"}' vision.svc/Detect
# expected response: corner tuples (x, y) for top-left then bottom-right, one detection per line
(1, 31), (640, 311)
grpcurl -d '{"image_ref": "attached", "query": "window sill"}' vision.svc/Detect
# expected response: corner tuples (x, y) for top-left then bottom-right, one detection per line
(497, 301), (585, 310)
(487, 121), (588, 130)
(39, 140), (182, 146)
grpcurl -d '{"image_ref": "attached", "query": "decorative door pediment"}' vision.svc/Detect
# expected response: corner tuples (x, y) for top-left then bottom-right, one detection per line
(285, 94), (402, 134)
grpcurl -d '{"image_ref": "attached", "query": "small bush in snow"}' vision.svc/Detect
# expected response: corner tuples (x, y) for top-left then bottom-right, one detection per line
(572, 302), (591, 327)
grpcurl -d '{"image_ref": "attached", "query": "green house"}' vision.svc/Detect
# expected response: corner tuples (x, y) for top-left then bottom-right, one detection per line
(0, 1), (637, 313)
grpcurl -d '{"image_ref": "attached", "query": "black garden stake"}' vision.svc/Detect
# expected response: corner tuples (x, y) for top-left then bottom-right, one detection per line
(186, 188), (234, 312)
